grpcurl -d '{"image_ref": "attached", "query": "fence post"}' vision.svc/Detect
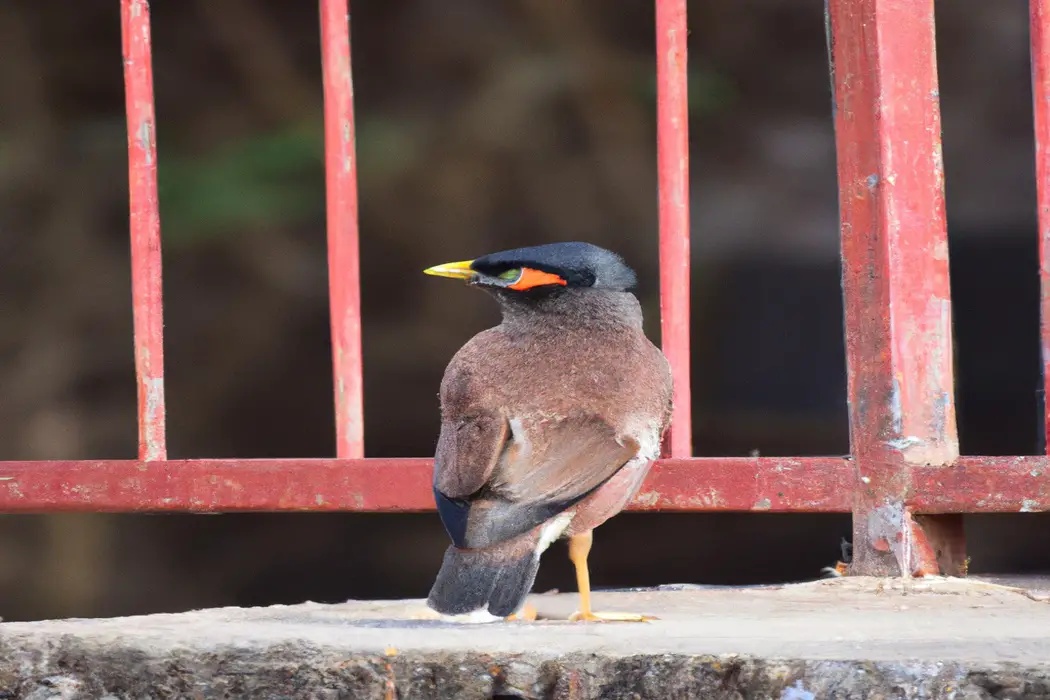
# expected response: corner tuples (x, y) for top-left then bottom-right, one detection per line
(656, 0), (692, 458)
(1032, 0), (1050, 454)
(320, 0), (365, 459)
(827, 0), (964, 576)
(122, 0), (167, 461)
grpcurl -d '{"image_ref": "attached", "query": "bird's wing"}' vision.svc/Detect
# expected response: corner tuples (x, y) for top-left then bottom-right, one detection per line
(491, 412), (640, 506)
(432, 409), (508, 499)
(433, 408), (638, 550)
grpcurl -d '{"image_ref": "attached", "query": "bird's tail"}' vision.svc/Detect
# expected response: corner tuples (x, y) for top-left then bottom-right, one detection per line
(426, 536), (540, 618)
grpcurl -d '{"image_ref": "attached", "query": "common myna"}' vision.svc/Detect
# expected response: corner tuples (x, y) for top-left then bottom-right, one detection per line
(422, 242), (673, 622)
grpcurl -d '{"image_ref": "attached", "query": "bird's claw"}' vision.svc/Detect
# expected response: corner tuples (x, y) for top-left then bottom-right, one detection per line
(568, 610), (657, 622)
(505, 603), (538, 622)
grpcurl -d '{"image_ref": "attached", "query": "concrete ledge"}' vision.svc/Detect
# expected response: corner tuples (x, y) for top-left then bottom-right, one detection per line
(2, 577), (1049, 699)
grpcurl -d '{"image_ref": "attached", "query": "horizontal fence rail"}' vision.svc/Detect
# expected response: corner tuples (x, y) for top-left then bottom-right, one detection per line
(1, 0), (1048, 584)
(0, 456), (1046, 514)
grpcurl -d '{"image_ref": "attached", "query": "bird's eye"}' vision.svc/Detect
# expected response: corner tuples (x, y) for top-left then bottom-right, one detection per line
(497, 268), (523, 282)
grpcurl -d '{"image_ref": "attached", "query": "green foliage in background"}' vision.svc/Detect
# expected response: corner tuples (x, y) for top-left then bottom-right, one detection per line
(155, 63), (730, 249)
(641, 65), (736, 116)
(157, 123), (325, 247)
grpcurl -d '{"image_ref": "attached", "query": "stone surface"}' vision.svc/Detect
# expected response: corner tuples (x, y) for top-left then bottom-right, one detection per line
(1, 577), (1050, 699)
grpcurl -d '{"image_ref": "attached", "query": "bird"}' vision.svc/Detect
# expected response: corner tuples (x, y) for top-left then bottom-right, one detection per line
(421, 241), (673, 623)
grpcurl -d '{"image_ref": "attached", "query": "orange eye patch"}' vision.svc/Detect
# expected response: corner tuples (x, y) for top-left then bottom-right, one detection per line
(508, 267), (568, 291)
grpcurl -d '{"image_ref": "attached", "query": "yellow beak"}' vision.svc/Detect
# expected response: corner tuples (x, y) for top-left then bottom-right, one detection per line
(423, 259), (475, 280)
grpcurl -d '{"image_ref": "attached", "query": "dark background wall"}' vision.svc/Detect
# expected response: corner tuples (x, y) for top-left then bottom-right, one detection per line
(0, 0), (1046, 622)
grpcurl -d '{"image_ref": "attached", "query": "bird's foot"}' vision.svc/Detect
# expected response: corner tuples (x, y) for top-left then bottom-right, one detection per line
(505, 603), (538, 622)
(820, 560), (850, 578)
(568, 610), (656, 622)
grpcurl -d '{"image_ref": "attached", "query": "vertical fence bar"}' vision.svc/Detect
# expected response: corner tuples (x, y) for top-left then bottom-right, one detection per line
(828, 0), (963, 576)
(320, 0), (365, 459)
(1033, 0), (1050, 453)
(656, 0), (692, 458)
(121, 0), (167, 461)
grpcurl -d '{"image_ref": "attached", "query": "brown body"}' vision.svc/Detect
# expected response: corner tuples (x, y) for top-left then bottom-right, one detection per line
(427, 287), (672, 619)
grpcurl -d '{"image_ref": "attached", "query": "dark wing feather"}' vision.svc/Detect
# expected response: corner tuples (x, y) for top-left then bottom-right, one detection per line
(436, 412), (638, 550)
(432, 410), (510, 548)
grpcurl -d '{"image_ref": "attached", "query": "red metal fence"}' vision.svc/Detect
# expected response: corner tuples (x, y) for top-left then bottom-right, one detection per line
(0, 0), (1047, 579)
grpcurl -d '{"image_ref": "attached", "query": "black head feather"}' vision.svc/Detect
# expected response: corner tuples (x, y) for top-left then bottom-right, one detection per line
(470, 241), (637, 291)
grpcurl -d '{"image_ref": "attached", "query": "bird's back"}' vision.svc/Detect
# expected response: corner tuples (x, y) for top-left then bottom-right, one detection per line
(439, 296), (672, 434)
(424, 271), (672, 620)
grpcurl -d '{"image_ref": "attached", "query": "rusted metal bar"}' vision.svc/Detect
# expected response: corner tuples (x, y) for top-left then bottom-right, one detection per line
(0, 457), (850, 513)
(1033, 0), (1050, 453)
(909, 456), (1050, 513)
(121, 0), (167, 461)
(0, 459), (434, 513)
(828, 0), (963, 576)
(635, 457), (852, 512)
(320, 0), (365, 459)
(655, 0), (692, 458)
(1, 456), (1044, 514)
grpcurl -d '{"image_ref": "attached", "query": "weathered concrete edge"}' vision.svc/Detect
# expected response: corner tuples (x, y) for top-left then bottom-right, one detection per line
(0, 638), (1047, 700)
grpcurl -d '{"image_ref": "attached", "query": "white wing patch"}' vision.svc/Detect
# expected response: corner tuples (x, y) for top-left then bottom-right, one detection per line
(536, 510), (575, 559)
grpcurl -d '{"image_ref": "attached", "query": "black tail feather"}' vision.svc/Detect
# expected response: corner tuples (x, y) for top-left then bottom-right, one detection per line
(426, 544), (540, 618)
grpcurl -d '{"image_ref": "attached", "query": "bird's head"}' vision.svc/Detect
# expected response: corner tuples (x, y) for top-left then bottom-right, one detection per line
(423, 241), (637, 295)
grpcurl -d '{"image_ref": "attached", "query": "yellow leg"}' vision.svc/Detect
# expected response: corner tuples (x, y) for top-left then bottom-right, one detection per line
(567, 530), (655, 622)
(570, 530), (595, 618)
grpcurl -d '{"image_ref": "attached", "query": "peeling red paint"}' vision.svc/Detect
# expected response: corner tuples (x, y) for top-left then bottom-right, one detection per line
(656, 0), (691, 459)
(1033, 0), (1050, 452)
(908, 512), (965, 576)
(0, 456), (1045, 514)
(865, 502), (953, 577)
(121, 0), (166, 461)
(321, 0), (365, 459)
(909, 456), (1050, 513)
(828, 0), (962, 576)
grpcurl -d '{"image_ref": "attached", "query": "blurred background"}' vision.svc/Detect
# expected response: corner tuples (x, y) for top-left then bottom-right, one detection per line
(1, 0), (1048, 622)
